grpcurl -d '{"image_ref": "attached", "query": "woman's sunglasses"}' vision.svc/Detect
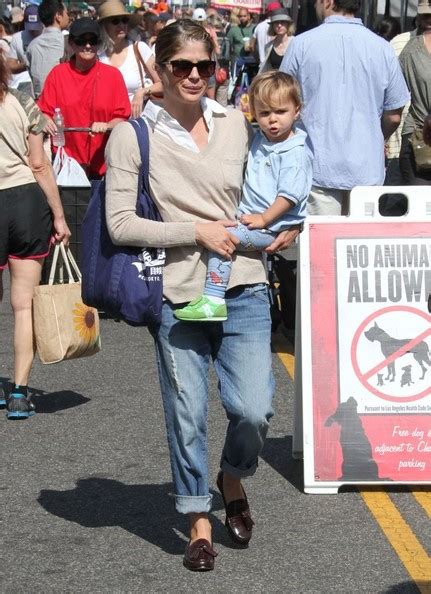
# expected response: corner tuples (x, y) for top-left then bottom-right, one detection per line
(163, 59), (216, 79)
(108, 16), (129, 25)
(73, 36), (100, 46)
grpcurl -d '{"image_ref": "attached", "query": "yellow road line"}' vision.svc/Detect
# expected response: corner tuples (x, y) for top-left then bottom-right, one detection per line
(411, 487), (431, 519)
(273, 332), (431, 593)
(361, 489), (431, 593)
(272, 333), (295, 379)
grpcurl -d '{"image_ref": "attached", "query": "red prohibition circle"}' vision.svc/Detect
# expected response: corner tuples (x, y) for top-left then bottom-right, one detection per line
(350, 305), (431, 403)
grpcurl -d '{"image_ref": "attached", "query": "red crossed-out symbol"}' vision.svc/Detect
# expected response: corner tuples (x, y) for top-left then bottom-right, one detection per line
(351, 305), (431, 403)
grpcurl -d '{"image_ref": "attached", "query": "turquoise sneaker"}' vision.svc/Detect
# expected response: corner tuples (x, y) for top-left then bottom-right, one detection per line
(174, 296), (227, 322)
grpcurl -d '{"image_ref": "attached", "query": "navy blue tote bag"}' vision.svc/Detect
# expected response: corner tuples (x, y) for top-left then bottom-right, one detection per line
(81, 118), (165, 326)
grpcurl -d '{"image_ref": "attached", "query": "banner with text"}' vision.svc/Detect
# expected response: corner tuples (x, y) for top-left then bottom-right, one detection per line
(308, 222), (431, 483)
(210, 0), (263, 13)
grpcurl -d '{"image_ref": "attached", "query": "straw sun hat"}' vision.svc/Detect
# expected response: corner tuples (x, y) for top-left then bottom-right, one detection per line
(98, 0), (131, 22)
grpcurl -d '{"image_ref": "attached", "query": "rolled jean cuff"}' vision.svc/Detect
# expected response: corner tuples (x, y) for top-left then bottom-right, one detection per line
(174, 494), (213, 514)
(221, 459), (258, 480)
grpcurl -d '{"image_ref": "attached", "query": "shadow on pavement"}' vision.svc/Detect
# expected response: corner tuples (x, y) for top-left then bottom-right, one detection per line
(383, 581), (423, 593)
(31, 390), (90, 413)
(0, 377), (89, 414)
(38, 477), (231, 555)
(260, 435), (303, 493)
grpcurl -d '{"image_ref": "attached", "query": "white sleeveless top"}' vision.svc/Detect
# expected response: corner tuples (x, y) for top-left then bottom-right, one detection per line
(99, 40), (153, 101)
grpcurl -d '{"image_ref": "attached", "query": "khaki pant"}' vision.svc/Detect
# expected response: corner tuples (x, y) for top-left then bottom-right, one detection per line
(307, 186), (350, 216)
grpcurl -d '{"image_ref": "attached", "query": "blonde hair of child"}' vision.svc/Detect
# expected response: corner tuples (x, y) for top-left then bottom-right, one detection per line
(249, 71), (302, 119)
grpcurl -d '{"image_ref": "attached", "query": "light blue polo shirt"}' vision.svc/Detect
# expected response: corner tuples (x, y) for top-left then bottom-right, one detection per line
(239, 129), (313, 233)
(280, 16), (410, 190)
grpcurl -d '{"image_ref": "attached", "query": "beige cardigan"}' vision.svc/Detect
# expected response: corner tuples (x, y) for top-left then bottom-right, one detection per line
(104, 108), (267, 303)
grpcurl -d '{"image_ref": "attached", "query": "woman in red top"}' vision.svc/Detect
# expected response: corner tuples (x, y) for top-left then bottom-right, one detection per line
(38, 17), (130, 179)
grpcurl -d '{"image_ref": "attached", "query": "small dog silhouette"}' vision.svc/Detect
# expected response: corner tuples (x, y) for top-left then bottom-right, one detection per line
(364, 322), (430, 381)
(325, 397), (379, 480)
(400, 365), (414, 387)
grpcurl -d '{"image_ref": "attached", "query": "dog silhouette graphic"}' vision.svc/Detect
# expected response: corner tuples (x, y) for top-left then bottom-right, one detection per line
(364, 322), (430, 382)
(325, 397), (380, 481)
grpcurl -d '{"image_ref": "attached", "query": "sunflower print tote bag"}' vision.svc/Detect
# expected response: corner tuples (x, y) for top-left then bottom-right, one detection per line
(33, 243), (101, 364)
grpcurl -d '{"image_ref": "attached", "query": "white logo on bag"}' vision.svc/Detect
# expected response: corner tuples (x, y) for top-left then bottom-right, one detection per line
(132, 248), (165, 280)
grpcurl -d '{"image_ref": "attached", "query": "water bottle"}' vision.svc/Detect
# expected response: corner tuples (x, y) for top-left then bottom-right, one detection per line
(52, 107), (65, 147)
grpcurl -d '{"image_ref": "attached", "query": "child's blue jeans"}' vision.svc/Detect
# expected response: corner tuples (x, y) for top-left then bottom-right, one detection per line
(205, 223), (276, 299)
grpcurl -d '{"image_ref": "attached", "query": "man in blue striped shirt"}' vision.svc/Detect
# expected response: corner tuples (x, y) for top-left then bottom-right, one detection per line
(280, 0), (410, 215)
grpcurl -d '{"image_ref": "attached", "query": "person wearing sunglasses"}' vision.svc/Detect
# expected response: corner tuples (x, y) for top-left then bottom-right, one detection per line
(37, 17), (130, 180)
(98, 0), (162, 118)
(37, 17), (130, 265)
(105, 19), (298, 572)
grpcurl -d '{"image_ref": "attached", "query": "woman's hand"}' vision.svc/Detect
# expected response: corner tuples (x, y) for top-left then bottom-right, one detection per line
(240, 213), (266, 229)
(265, 225), (302, 255)
(43, 117), (57, 136)
(53, 215), (71, 245)
(195, 221), (239, 259)
(131, 88), (146, 119)
(90, 122), (109, 135)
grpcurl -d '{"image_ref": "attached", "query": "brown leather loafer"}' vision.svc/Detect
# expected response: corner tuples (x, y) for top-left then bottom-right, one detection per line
(183, 539), (217, 571)
(217, 471), (254, 547)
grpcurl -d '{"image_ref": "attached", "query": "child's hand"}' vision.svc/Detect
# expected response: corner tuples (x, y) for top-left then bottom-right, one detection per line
(240, 213), (266, 229)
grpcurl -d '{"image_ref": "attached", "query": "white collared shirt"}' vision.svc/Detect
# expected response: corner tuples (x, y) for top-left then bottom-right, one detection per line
(143, 97), (227, 153)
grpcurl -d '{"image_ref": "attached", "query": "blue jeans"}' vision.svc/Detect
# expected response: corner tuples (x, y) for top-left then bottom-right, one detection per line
(152, 284), (275, 514)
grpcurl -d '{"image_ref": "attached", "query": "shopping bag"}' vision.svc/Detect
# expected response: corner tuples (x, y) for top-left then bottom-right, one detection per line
(81, 118), (164, 327)
(234, 71), (253, 122)
(53, 146), (91, 188)
(33, 243), (101, 364)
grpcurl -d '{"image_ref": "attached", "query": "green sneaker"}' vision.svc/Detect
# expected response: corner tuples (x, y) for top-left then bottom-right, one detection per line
(174, 296), (227, 322)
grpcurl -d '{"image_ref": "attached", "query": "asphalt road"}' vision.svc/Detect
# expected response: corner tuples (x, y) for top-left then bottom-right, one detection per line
(0, 278), (429, 593)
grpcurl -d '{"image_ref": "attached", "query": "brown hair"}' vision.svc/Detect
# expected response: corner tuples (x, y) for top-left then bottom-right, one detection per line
(0, 52), (10, 103)
(249, 71), (301, 118)
(155, 18), (214, 65)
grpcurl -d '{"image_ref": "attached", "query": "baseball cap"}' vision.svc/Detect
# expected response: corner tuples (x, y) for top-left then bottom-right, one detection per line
(69, 17), (101, 39)
(10, 6), (24, 24)
(266, 2), (282, 13)
(24, 5), (42, 31)
(417, 0), (431, 14)
(192, 7), (206, 21)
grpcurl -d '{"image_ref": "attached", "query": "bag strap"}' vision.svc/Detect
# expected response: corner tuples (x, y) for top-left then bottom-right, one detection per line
(133, 42), (151, 89)
(66, 247), (82, 281)
(133, 42), (145, 88)
(48, 243), (81, 285)
(129, 118), (150, 196)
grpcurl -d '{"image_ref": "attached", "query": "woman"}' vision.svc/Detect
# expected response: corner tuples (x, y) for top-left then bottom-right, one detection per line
(38, 17), (130, 180)
(259, 8), (295, 73)
(0, 52), (70, 419)
(399, 16), (431, 185)
(105, 20), (300, 571)
(37, 17), (130, 264)
(98, 0), (162, 118)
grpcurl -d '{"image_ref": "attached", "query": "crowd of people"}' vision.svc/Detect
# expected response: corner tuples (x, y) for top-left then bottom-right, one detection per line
(0, 0), (430, 573)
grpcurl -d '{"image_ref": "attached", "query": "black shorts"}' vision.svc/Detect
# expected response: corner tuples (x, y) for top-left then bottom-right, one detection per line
(0, 183), (52, 269)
